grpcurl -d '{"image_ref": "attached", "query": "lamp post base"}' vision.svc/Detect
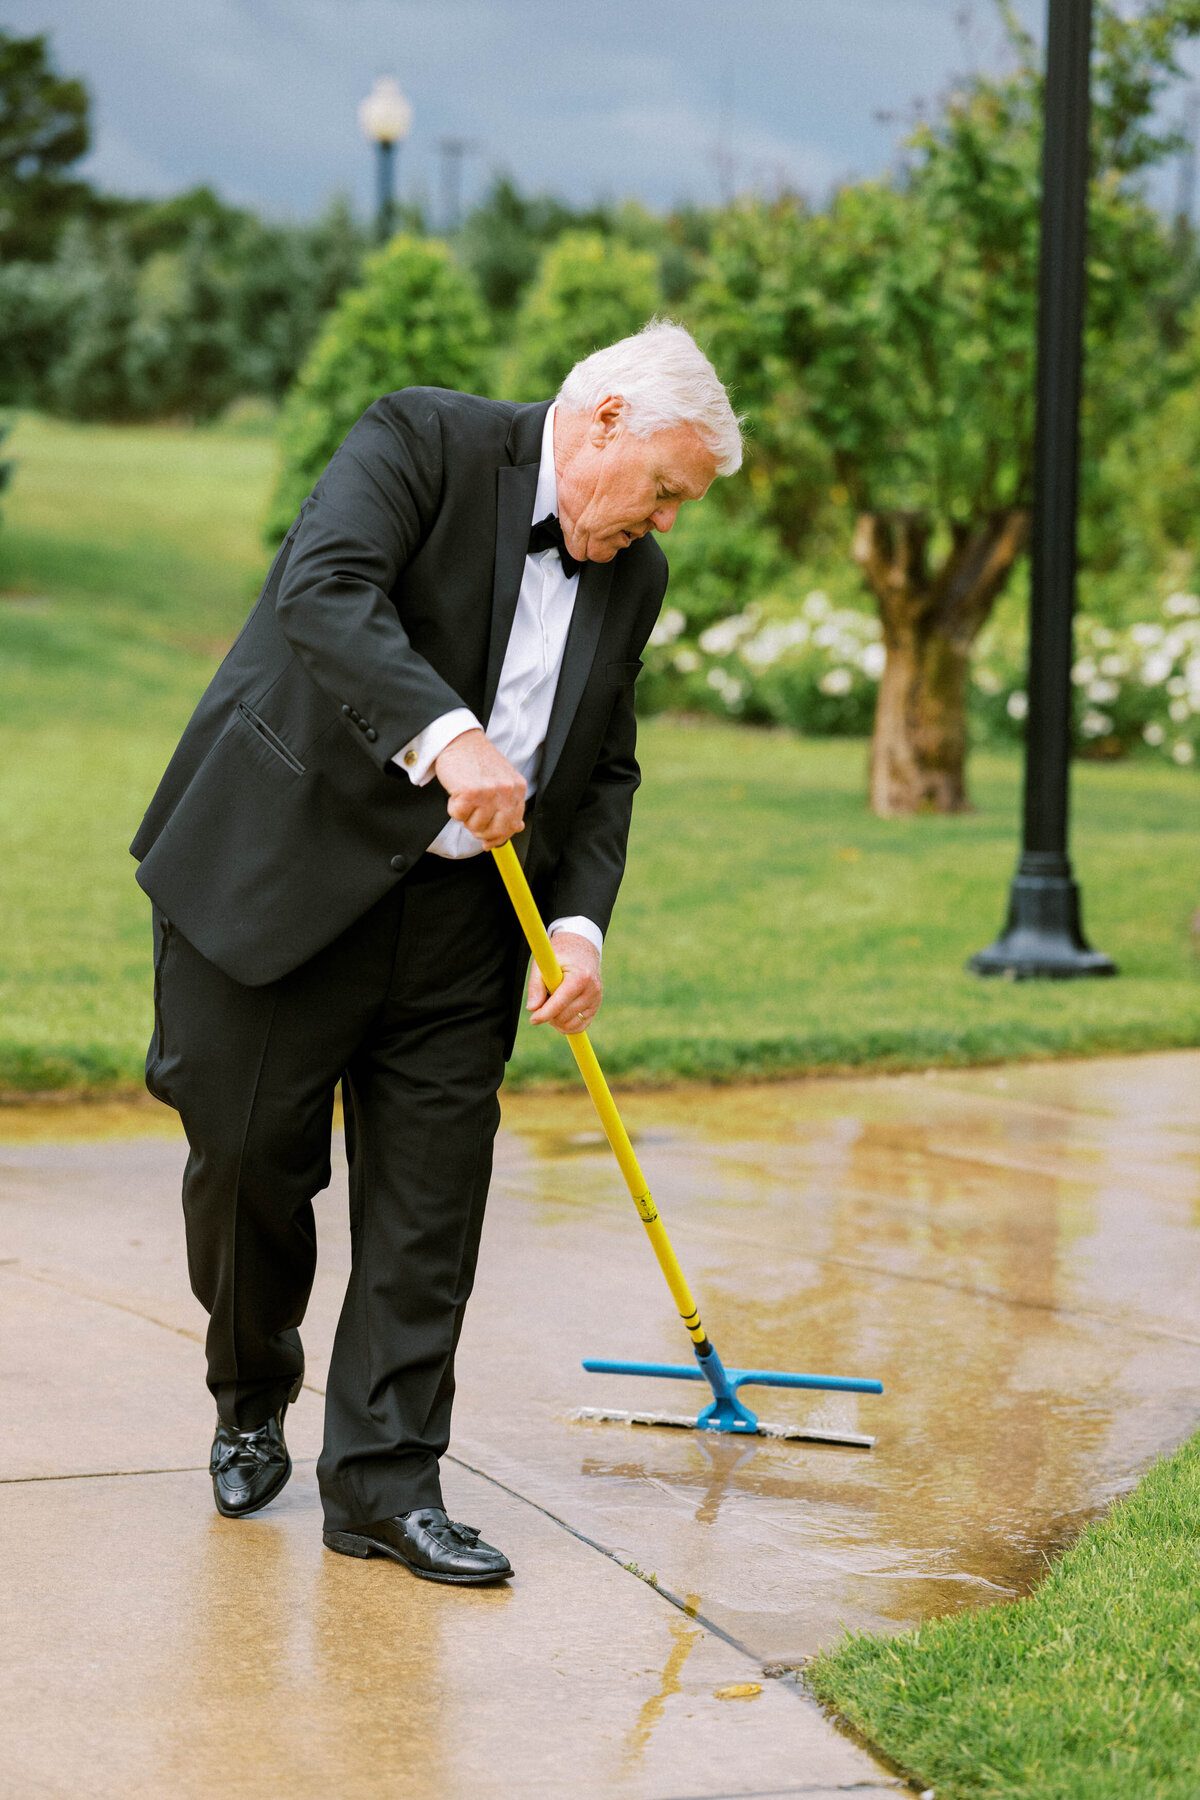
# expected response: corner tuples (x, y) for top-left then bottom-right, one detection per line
(968, 853), (1116, 979)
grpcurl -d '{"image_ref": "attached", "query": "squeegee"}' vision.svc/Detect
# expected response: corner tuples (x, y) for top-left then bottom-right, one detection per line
(492, 840), (883, 1447)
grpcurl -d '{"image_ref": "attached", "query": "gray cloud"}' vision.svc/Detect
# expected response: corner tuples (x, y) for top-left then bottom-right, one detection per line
(9, 0), (1156, 224)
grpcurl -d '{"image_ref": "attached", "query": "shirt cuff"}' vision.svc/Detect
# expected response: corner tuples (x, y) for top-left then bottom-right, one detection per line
(547, 916), (603, 958)
(392, 708), (482, 787)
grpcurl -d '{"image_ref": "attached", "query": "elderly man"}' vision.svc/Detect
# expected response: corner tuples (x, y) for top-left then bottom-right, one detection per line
(131, 320), (741, 1585)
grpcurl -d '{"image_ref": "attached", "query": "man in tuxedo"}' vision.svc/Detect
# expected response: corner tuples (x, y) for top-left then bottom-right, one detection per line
(131, 320), (741, 1585)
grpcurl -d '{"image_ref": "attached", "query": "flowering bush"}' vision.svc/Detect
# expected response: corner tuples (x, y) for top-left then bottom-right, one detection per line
(971, 593), (1200, 766)
(640, 589), (881, 736)
(639, 587), (1200, 767)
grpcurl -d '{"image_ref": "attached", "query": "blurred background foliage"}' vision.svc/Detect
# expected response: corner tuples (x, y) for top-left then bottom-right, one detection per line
(5, 7), (1200, 780)
(265, 234), (493, 539)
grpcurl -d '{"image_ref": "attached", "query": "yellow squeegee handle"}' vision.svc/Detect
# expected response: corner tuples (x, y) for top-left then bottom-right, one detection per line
(492, 838), (709, 1350)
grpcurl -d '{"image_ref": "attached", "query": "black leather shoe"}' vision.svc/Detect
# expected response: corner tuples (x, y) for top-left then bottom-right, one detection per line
(210, 1407), (292, 1518)
(323, 1508), (513, 1585)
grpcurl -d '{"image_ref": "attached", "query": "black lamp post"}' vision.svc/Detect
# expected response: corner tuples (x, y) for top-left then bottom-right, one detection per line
(358, 77), (413, 243)
(970, 0), (1115, 979)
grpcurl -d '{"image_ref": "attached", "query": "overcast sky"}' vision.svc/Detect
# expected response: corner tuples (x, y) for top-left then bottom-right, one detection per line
(7, 0), (1196, 225)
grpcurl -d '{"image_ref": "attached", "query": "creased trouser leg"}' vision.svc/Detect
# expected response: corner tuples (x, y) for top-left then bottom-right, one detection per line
(317, 858), (518, 1528)
(150, 891), (405, 1431)
(151, 856), (520, 1468)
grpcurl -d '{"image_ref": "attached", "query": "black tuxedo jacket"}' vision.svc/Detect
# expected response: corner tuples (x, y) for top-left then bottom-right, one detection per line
(130, 389), (668, 988)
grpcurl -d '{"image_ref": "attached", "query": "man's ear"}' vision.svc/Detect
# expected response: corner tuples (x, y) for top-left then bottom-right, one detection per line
(588, 393), (626, 447)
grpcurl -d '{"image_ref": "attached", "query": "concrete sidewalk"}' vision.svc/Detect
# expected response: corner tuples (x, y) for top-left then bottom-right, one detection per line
(3, 1050), (1199, 1799)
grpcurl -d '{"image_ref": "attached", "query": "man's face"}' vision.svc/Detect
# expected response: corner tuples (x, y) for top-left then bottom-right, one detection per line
(556, 396), (719, 563)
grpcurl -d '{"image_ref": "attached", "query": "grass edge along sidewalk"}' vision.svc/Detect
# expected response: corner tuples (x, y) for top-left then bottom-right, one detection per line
(5, 1010), (1200, 1102)
(808, 1431), (1200, 1800)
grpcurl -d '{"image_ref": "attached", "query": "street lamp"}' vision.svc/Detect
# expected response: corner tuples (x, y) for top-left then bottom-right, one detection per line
(358, 76), (413, 243)
(436, 136), (481, 234)
(969, 0), (1115, 979)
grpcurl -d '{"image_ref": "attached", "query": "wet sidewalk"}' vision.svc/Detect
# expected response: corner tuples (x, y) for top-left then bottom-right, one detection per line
(3, 1050), (1199, 1799)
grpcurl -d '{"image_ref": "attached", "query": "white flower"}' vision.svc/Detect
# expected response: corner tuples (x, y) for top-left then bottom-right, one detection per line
(801, 589), (831, 621)
(1172, 740), (1195, 764)
(1072, 657), (1097, 685)
(1166, 675), (1187, 697)
(1169, 698), (1191, 723)
(1099, 654), (1128, 677)
(1143, 722), (1165, 746)
(1091, 626), (1116, 649)
(1141, 653), (1173, 685)
(741, 618), (810, 668)
(672, 649), (700, 674)
(1131, 623), (1164, 647)
(706, 667), (745, 705)
(861, 642), (887, 679)
(818, 667), (854, 696)
(649, 606), (687, 648)
(1081, 710), (1113, 737)
(1165, 592), (1200, 617)
(974, 665), (1001, 694)
(1086, 679), (1119, 703)
(698, 614), (754, 655)
(1006, 691), (1029, 720)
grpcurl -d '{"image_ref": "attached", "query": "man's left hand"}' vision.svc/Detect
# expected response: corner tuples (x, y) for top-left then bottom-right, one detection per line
(526, 933), (602, 1035)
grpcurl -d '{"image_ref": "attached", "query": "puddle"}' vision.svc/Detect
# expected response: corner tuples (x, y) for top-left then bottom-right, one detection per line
(461, 1052), (1200, 1658)
(5, 1051), (1199, 1665)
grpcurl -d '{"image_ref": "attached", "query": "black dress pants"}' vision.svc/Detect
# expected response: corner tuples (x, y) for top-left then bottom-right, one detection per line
(147, 854), (522, 1528)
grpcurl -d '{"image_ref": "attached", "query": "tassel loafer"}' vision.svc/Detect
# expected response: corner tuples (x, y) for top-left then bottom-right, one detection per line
(210, 1406), (292, 1518)
(323, 1507), (513, 1585)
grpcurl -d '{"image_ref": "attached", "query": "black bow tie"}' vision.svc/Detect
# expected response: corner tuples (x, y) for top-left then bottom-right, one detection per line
(528, 514), (582, 579)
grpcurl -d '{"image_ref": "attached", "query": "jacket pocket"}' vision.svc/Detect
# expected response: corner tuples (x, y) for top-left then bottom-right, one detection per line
(236, 701), (306, 776)
(605, 659), (644, 687)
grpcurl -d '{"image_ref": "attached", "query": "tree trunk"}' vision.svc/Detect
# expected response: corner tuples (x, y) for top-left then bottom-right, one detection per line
(853, 508), (1030, 816)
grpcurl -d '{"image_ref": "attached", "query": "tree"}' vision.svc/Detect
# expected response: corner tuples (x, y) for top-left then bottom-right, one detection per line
(696, 0), (1200, 815)
(0, 30), (92, 261)
(266, 234), (492, 541)
(457, 175), (601, 324)
(44, 222), (141, 421)
(501, 231), (660, 399)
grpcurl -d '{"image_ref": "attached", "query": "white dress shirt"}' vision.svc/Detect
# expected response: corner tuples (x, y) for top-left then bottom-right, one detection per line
(392, 405), (603, 956)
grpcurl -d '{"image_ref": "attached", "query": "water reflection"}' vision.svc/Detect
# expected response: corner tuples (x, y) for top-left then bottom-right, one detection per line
(583, 1433), (764, 1528)
(470, 1057), (1200, 1659)
(622, 1596), (703, 1766)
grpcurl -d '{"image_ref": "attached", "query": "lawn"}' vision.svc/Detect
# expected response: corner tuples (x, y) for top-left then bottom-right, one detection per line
(809, 1433), (1200, 1800)
(1, 412), (1198, 1092)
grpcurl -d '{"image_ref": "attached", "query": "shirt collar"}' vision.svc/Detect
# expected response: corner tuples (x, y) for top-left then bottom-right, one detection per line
(533, 403), (558, 524)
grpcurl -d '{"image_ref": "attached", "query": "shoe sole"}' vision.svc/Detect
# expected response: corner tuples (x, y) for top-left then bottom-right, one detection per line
(322, 1528), (513, 1585)
(213, 1452), (293, 1519)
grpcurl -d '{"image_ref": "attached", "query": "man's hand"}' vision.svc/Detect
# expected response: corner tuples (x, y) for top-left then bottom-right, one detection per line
(434, 729), (526, 849)
(527, 932), (602, 1036)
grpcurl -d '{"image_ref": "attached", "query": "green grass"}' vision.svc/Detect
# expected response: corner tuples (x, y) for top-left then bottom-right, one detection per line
(809, 1431), (1200, 1799)
(1, 411), (1198, 1093)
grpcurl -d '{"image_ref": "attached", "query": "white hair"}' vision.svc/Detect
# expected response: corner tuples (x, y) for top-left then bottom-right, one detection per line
(556, 319), (743, 476)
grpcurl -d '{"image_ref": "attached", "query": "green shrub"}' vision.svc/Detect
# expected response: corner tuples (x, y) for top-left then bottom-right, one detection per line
(265, 233), (492, 541)
(501, 230), (660, 400)
(44, 221), (141, 420)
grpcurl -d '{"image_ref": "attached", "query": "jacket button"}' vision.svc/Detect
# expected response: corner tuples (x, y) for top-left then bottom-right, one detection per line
(365, 727), (378, 742)
(390, 854), (407, 872)
(341, 703), (352, 716)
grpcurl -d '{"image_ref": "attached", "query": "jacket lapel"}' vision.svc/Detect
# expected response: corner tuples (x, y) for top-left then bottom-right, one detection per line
(538, 556), (614, 794)
(483, 401), (551, 718)
(483, 460), (539, 718)
(484, 398), (613, 792)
